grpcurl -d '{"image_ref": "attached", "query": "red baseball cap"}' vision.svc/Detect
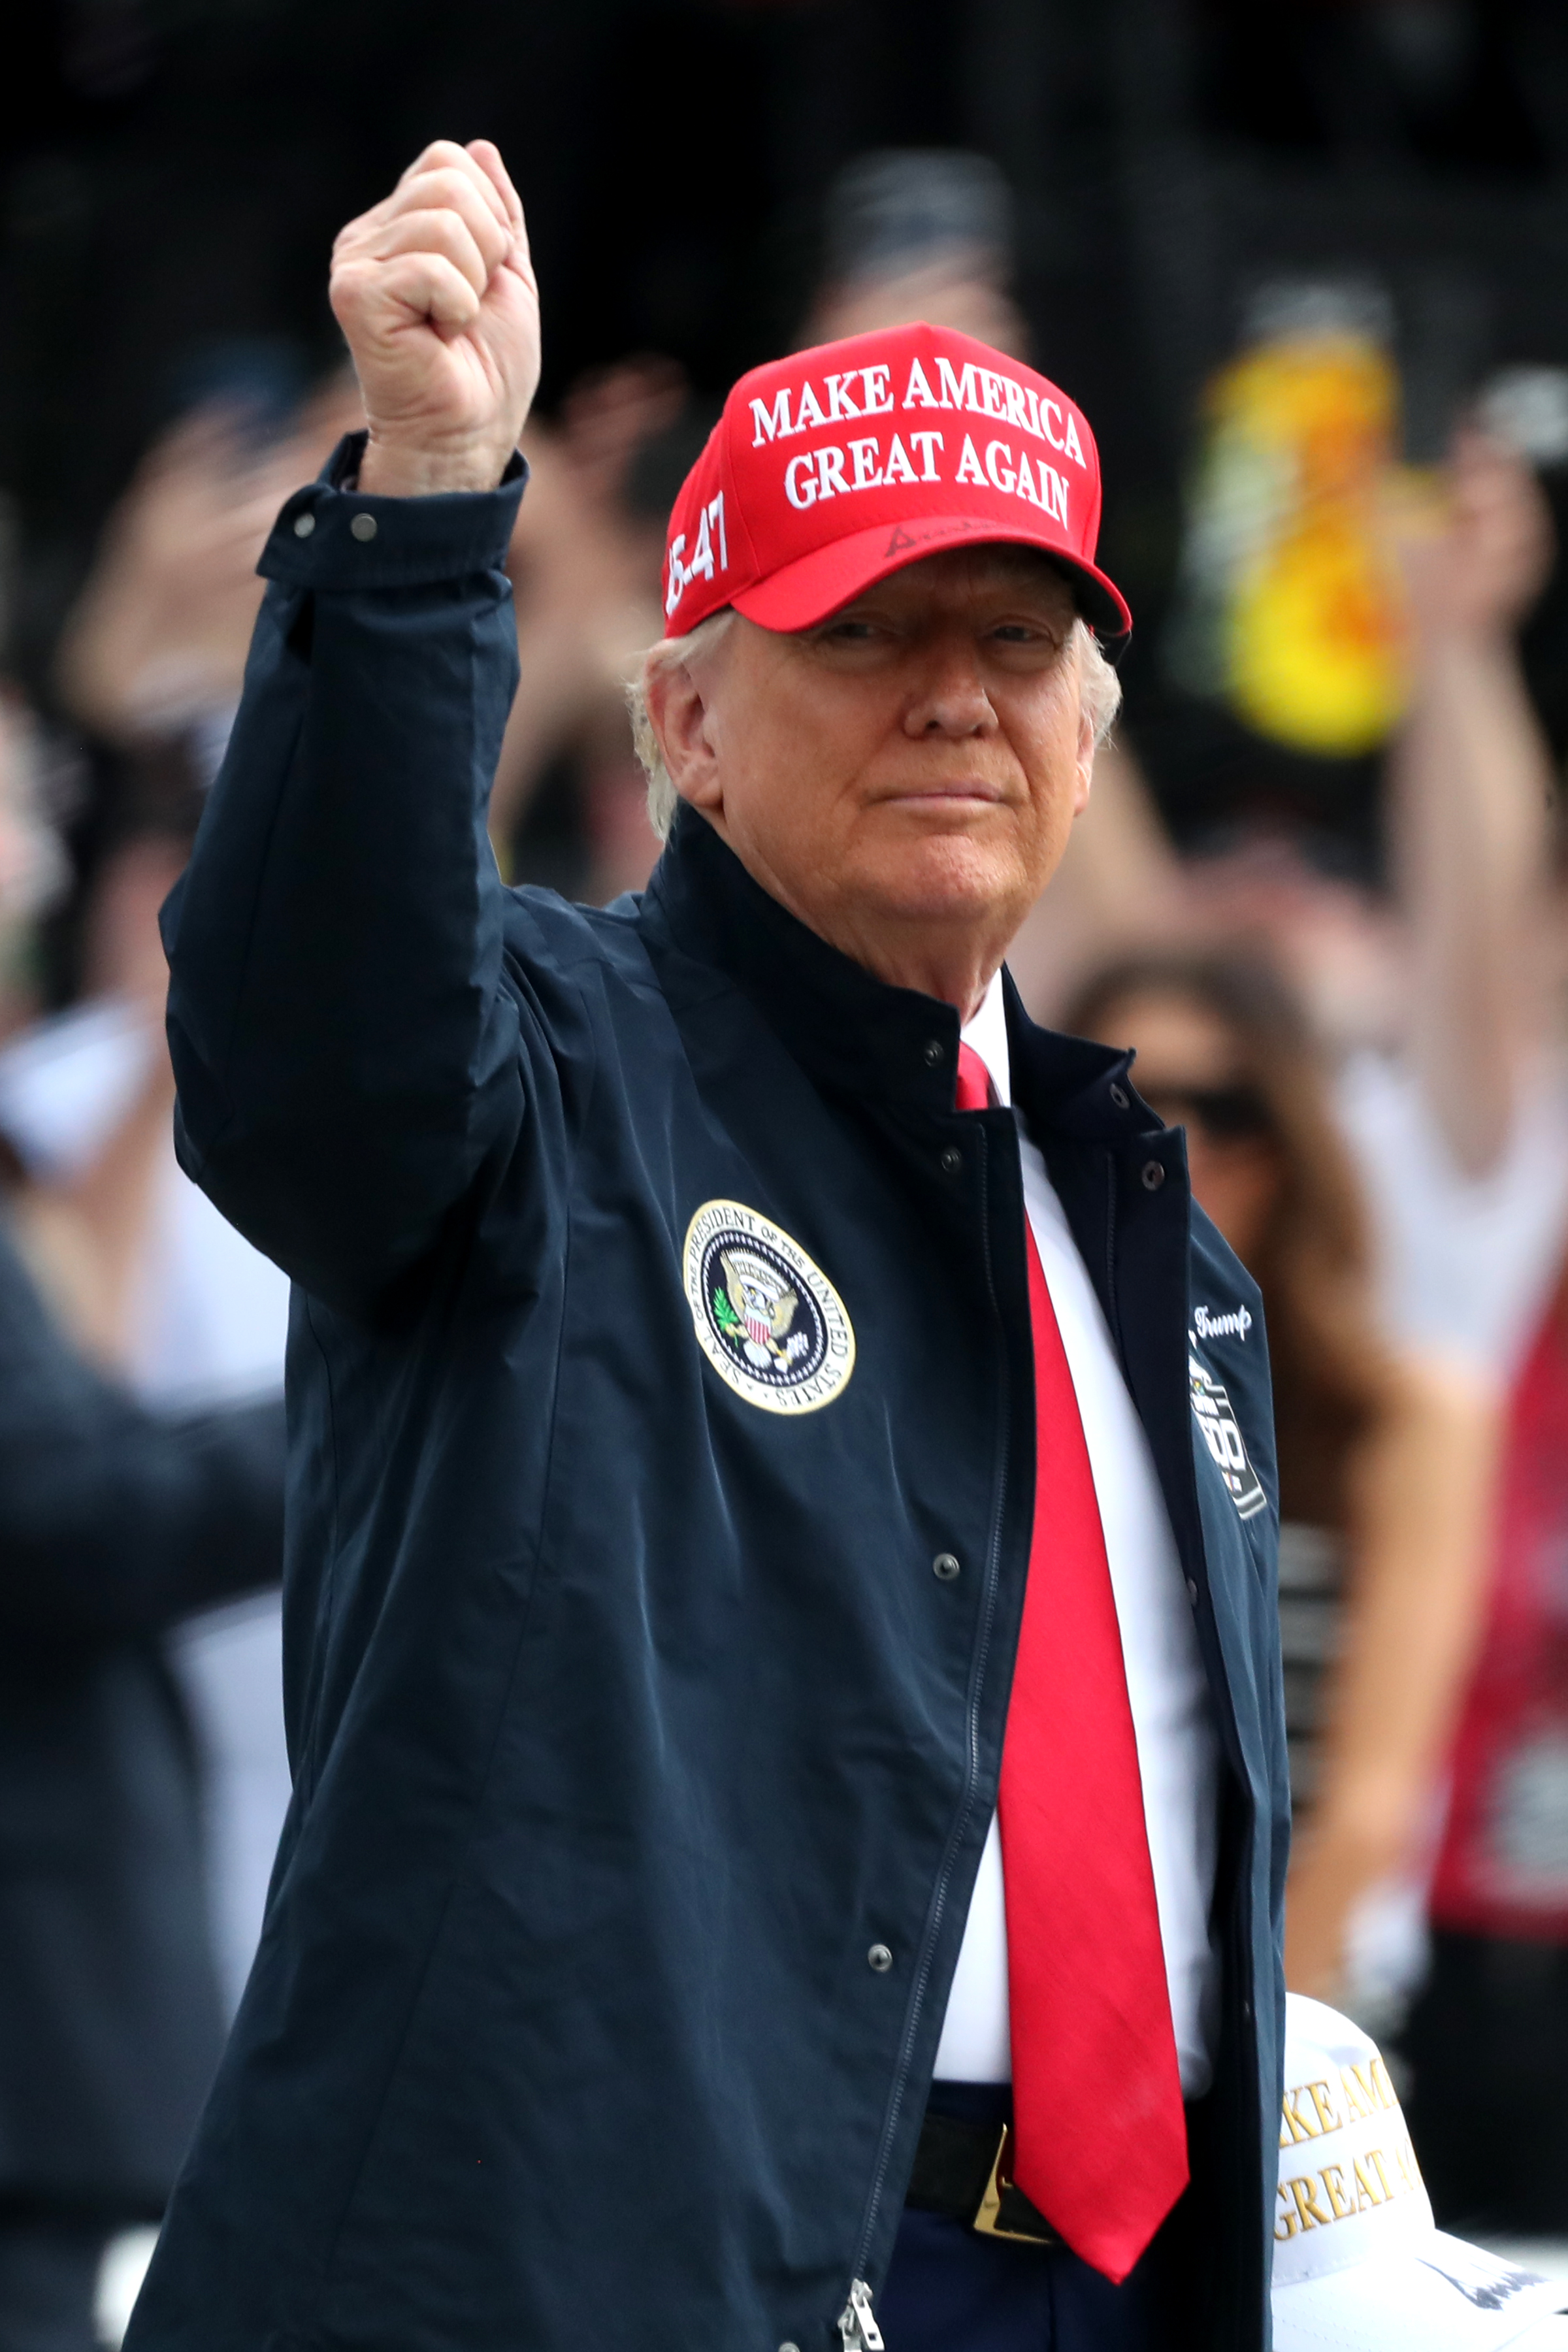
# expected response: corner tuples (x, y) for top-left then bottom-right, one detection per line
(660, 320), (1131, 643)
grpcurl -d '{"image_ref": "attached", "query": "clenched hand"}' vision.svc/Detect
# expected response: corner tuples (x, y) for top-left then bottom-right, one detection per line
(330, 139), (540, 497)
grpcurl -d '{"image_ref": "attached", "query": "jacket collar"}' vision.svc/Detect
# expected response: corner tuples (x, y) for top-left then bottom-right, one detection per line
(640, 805), (1149, 1141)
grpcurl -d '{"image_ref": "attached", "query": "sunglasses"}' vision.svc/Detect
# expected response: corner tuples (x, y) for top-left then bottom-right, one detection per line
(1140, 1084), (1275, 1143)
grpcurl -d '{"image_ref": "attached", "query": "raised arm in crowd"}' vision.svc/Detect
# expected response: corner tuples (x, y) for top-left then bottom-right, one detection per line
(1386, 428), (1558, 1175)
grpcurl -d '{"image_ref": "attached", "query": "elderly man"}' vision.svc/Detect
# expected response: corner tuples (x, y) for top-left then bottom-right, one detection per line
(125, 141), (1287, 2352)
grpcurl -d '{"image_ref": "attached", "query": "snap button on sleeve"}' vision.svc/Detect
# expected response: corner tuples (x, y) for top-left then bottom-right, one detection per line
(292, 511), (316, 538)
(932, 1552), (961, 1582)
(1141, 1160), (1164, 1190)
(350, 512), (378, 542)
(868, 1943), (893, 1972)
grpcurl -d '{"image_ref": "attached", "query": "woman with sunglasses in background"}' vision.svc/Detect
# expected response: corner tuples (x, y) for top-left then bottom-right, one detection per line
(1065, 951), (1496, 2010)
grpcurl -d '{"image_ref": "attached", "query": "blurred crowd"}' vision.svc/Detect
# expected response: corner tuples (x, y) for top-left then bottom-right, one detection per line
(6, 131), (1568, 2349)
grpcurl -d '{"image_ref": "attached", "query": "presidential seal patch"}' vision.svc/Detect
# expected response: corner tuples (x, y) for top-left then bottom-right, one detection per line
(683, 1199), (855, 1415)
(1188, 1348), (1267, 1521)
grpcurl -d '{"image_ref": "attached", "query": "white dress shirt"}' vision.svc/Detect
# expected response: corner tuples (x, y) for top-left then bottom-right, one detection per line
(932, 976), (1222, 2096)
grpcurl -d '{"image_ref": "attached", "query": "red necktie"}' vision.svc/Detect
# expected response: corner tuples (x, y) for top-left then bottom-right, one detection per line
(955, 1043), (1187, 2283)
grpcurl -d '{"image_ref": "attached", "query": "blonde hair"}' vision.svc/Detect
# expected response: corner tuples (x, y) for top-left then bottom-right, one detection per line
(627, 609), (1122, 843)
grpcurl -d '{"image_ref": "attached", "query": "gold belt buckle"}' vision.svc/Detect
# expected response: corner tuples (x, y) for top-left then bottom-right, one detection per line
(971, 2125), (1060, 2246)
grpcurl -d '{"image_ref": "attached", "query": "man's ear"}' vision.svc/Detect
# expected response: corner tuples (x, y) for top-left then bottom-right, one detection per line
(645, 651), (723, 816)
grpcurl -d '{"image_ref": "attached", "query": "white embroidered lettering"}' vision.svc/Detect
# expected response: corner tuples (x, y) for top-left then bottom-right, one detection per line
(783, 454), (817, 510)
(881, 433), (918, 485)
(902, 358), (939, 410)
(815, 446), (850, 499)
(664, 532), (688, 616)
(663, 495), (730, 613)
(749, 389), (795, 446)
(794, 380), (827, 430)
(936, 357), (981, 413)
(825, 372), (864, 421)
(907, 431), (944, 481)
(984, 440), (1017, 493)
(955, 434), (987, 487)
(1194, 1305), (1254, 1343)
(849, 437), (883, 489)
(1039, 461), (1070, 525)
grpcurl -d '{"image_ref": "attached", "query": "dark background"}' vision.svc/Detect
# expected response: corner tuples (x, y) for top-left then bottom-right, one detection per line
(7, 0), (1568, 862)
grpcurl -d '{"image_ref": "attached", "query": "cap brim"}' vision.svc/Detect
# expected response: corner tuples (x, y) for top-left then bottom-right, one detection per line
(1275, 2233), (1568, 2352)
(730, 513), (1132, 641)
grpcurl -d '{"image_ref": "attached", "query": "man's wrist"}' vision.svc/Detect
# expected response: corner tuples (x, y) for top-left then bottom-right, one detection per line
(259, 439), (529, 593)
(357, 432), (519, 498)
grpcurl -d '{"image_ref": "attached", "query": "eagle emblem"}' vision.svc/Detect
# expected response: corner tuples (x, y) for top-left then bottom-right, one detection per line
(716, 1247), (809, 1371)
(683, 1200), (855, 1414)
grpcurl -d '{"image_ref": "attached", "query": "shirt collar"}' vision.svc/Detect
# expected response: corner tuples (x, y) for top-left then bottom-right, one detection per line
(960, 972), (1012, 1109)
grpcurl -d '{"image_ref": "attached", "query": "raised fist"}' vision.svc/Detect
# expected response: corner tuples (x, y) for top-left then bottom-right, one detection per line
(330, 139), (540, 497)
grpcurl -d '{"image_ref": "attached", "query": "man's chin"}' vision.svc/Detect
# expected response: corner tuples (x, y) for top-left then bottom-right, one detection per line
(845, 836), (1027, 927)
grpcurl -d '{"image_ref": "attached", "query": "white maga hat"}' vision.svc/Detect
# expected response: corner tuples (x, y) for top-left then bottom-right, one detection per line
(1273, 1994), (1568, 2352)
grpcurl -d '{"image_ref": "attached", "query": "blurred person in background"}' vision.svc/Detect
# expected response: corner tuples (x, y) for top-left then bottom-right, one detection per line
(1064, 951), (1495, 2014)
(54, 375), (366, 781)
(12, 377), (367, 2014)
(1059, 409), (1568, 2232)
(0, 696), (69, 1039)
(1337, 424), (1565, 1368)
(1025, 429), (1557, 1079)
(1051, 424), (1555, 1975)
(801, 150), (1030, 358)
(0, 685), (286, 2352)
(489, 355), (693, 902)
(1347, 412), (1568, 2240)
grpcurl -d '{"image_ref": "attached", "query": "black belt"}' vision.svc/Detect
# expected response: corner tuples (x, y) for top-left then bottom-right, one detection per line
(906, 2113), (1062, 2247)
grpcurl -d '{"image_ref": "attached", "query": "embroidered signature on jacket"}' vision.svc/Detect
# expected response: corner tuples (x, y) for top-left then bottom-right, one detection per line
(1194, 1303), (1253, 1343)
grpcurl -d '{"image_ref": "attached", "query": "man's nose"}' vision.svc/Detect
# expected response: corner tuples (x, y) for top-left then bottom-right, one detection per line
(902, 638), (997, 738)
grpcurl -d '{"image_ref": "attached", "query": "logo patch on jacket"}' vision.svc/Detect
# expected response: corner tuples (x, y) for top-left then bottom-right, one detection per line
(1188, 1348), (1267, 1520)
(683, 1200), (855, 1414)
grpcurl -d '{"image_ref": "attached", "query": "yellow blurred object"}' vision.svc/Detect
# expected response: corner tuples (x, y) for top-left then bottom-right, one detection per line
(1177, 330), (1415, 756)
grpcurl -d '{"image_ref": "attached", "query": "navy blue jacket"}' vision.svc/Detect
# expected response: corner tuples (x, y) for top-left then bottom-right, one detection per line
(127, 444), (1289, 2352)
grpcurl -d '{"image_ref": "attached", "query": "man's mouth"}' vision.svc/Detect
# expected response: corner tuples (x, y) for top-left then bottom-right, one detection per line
(878, 780), (1008, 806)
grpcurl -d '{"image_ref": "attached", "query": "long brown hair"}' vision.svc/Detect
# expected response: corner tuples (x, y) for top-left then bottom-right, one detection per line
(1064, 950), (1394, 1528)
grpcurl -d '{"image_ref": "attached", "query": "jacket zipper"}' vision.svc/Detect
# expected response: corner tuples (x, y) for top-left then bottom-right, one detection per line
(838, 2279), (885, 2350)
(841, 1127), (1013, 2332)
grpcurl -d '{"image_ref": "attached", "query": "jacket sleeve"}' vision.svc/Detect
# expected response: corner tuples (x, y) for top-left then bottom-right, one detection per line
(161, 434), (532, 1316)
(0, 1220), (284, 1640)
